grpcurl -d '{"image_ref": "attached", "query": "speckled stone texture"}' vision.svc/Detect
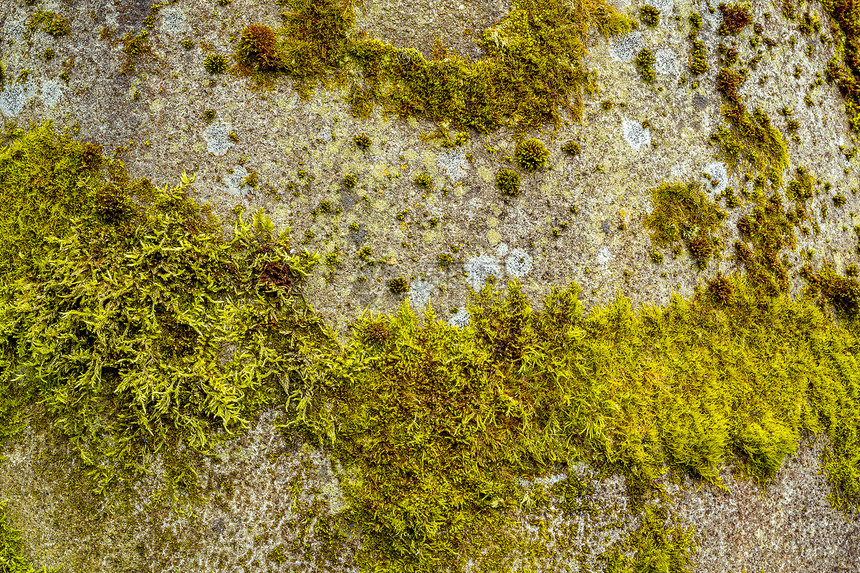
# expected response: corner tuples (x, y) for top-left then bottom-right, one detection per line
(1, 0), (859, 569)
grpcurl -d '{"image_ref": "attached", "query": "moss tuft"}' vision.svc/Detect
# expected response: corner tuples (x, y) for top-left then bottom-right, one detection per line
(235, 24), (284, 72)
(496, 168), (521, 196)
(387, 276), (409, 294)
(354, 133), (371, 149)
(640, 5), (660, 27)
(515, 138), (549, 172)
(204, 53), (230, 74)
(635, 48), (656, 82)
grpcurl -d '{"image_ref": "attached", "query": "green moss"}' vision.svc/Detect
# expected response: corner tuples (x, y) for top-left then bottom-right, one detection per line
(515, 138), (549, 172)
(353, 133), (371, 149)
(711, 104), (788, 189)
(496, 168), (521, 196)
(643, 181), (727, 269)
(232, 0), (635, 131)
(294, 274), (860, 568)
(7, 125), (860, 568)
(121, 30), (151, 74)
(343, 172), (357, 187)
(413, 172), (433, 189)
(204, 53), (230, 74)
(561, 140), (581, 156)
(597, 504), (696, 572)
(635, 48), (656, 83)
(735, 193), (796, 295)
(640, 5), (660, 27)
(30, 11), (70, 37)
(0, 125), (330, 492)
(823, 1), (860, 131)
(387, 277), (409, 294)
(181, 38), (194, 50)
(689, 40), (709, 75)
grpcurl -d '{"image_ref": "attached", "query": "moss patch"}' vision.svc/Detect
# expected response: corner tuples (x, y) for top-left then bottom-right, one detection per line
(233, 0), (635, 131)
(643, 181), (728, 269)
(0, 125), (332, 492)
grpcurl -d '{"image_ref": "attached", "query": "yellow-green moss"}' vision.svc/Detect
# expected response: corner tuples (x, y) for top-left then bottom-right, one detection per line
(643, 181), (727, 269)
(0, 125), (332, 492)
(233, 0), (635, 131)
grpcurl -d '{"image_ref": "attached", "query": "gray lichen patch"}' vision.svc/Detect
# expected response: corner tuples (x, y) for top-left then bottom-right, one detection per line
(203, 122), (234, 157)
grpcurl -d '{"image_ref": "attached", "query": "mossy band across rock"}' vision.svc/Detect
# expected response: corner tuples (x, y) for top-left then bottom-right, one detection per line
(2, 126), (860, 571)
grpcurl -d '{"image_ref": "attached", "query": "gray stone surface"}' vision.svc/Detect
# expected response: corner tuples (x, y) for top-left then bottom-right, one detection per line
(1, 0), (859, 569)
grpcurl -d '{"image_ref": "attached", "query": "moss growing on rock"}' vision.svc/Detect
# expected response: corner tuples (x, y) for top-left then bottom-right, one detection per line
(496, 168), (521, 196)
(0, 125), (329, 492)
(644, 181), (728, 269)
(635, 48), (657, 82)
(232, 0), (635, 131)
(204, 53), (230, 74)
(515, 138), (549, 172)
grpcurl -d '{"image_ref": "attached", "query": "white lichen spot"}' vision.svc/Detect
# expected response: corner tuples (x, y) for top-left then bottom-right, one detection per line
(41, 81), (62, 108)
(505, 248), (533, 278)
(160, 7), (187, 33)
(407, 280), (433, 309)
(622, 119), (651, 151)
(464, 255), (501, 292)
(437, 148), (468, 182)
(610, 31), (644, 62)
(701, 161), (729, 195)
(448, 307), (471, 329)
(225, 165), (250, 197)
(596, 246), (613, 265)
(203, 123), (233, 156)
(3, 19), (26, 40)
(496, 242), (510, 258)
(655, 48), (680, 77)
(0, 80), (36, 117)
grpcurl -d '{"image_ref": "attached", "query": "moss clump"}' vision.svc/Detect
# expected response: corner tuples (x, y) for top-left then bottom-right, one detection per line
(711, 104), (788, 189)
(204, 53), (230, 74)
(635, 48), (656, 82)
(715, 67), (746, 104)
(343, 172), (357, 187)
(718, 2), (752, 35)
(735, 193), (796, 295)
(598, 504), (696, 572)
(31, 11), (70, 37)
(235, 24), (284, 73)
(496, 168), (521, 196)
(515, 138), (549, 172)
(353, 133), (371, 149)
(0, 502), (51, 573)
(561, 140), (581, 156)
(823, 1), (860, 131)
(803, 265), (860, 318)
(640, 5), (660, 27)
(296, 274), (860, 568)
(644, 182), (728, 269)
(414, 172), (433, 189)
(689, 40), (709, 75)
(234, 0), (635, 131)
(120, 30), (151, 74)
(181, 38), (194, 50)
(438, 253), (454, 268)
(387, 276), (409, 294)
